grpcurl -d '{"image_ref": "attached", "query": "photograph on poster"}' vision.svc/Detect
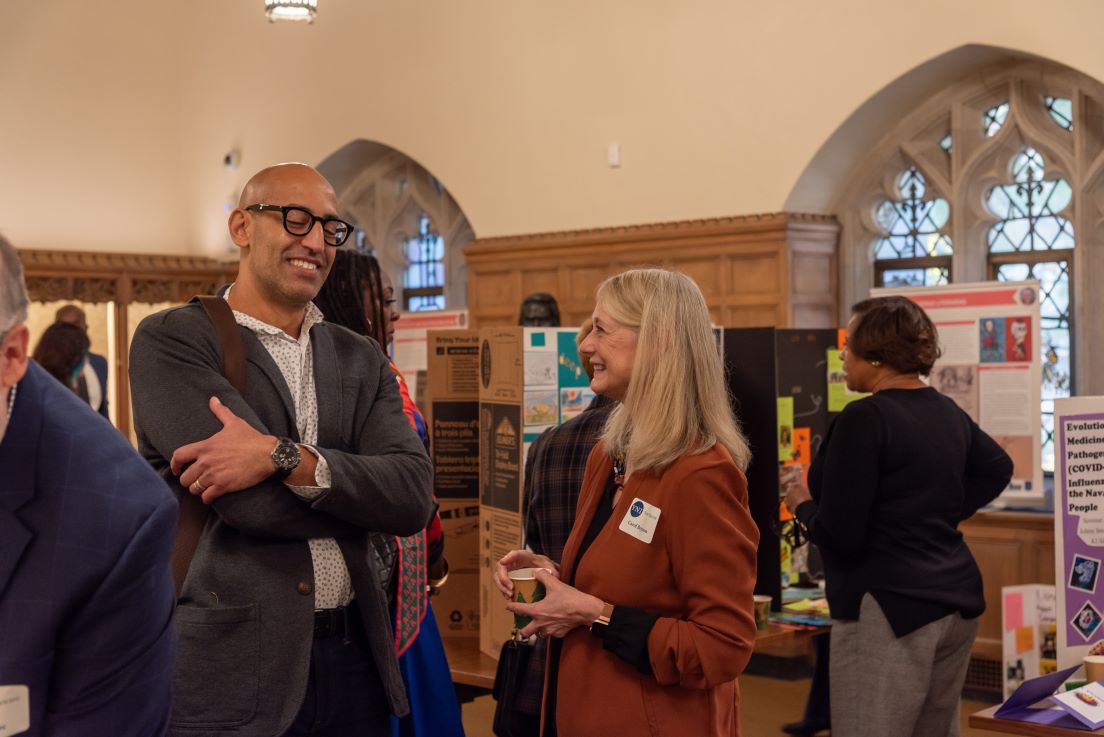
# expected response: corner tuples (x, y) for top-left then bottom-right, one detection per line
(1074, 601), (1104, 641)
(1071, 555), (1102, 594)
(980, 317), (1006, 363)
(1018, 286), (1038, 306)
(931, 364), (979, 420)
(1007, 317), (1032, 363)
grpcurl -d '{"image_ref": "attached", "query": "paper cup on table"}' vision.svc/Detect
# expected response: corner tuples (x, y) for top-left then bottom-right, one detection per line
(509, 567), (552, 630)
(1085, 656), (1104, 682)
(753, 594), (772, 630)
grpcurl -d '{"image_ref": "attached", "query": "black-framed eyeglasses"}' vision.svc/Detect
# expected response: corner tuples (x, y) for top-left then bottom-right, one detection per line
(245, 204), (353, 247)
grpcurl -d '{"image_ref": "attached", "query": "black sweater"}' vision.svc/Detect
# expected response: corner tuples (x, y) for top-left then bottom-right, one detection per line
(794, 387), (1013, 636)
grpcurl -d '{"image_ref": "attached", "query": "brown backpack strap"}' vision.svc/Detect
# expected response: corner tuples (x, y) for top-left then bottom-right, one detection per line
(197, 295), (247, 394)
(172, 295), (248, 596)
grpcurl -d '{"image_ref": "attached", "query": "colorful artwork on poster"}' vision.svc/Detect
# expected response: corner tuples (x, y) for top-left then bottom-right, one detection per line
(827, 348), (867, 412)
(523, 389), (558, 427)
(1006, 316), (1032, 363)
(1073, 601), (1104, 642)
(559, 387), (595, 422)
(777, 396), (794, 459)
(1071, 555), (1102, 595)
(980, 317), (1006, 363)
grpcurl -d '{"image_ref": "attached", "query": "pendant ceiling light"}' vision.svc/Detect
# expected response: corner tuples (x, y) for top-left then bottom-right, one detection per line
(264, 0), (317, 23)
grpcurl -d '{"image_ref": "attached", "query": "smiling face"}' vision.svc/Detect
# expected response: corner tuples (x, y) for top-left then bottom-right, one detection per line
(231, 164), (338, 311)
(578, 304), (638, 401)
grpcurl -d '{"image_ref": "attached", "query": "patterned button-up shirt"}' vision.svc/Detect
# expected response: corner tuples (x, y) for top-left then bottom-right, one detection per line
(224, 287), (351, 610)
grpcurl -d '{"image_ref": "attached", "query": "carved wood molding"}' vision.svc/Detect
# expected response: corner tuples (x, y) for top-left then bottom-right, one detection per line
(18, 248), (237, 304)
(466, 212), (839, 258)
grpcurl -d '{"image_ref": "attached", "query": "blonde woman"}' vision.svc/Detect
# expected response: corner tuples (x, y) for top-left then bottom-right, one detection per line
(494, 268), (759, 737)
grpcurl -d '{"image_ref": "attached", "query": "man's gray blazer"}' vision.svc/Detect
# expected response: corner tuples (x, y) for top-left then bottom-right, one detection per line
(129, 301), (434, 737)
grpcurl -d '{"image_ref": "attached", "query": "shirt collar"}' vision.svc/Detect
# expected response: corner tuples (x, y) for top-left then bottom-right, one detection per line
(223, 283), (325, 342)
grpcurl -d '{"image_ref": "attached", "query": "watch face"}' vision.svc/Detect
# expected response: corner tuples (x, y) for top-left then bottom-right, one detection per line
(273, 438), (300, 473)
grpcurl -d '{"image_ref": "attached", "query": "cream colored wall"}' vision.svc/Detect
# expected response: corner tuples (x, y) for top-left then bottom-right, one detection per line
(2, 0), (1103, 255)
(0, 0), (190, 253)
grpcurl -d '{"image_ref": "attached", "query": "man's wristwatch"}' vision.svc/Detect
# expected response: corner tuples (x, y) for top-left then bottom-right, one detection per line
(589, 602), (614, 638)
(271, 437), (301, 480)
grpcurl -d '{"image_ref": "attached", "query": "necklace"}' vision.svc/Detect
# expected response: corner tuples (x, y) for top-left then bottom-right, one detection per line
(2, 384), (16, 437)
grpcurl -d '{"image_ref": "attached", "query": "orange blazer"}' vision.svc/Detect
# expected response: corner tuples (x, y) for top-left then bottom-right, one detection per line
(550, 442), (759, 737)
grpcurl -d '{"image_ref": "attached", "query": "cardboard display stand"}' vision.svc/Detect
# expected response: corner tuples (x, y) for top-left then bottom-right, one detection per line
(478, 326), (591, 658)
(423, 329), (481, 638)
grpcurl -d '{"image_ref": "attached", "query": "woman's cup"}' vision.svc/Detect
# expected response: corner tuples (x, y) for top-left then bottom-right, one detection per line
(1085, 655), (1104, 682)
(508, 567), (552, 629)
(753, 594), (773, 630)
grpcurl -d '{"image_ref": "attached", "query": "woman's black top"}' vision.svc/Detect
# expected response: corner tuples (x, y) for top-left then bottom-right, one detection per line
(794, 387), (1013, 637)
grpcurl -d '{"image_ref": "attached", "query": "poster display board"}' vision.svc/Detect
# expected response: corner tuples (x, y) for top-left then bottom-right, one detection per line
(722, 327), (840, 606)
(1054, 396), (1104, 669)
(477, 326), (589, 658)
(391, 310), (469, 403)
(1001, 584), (1057, 699)
(873, 281), (1043, 506)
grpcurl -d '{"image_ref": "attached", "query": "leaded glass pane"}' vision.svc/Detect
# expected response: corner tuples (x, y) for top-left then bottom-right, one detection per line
(1044, 96), (1074, 131)
(880, 267), (949, 288)
(995, 259), (1072, 473)
(872, 166), (953, 260)
(402, 214), (446, 310)
(408, 294), (446, 312)
(986, 148), (1074, 253)
(939, 133), (952, 155)
(984, 102), (1009, 137)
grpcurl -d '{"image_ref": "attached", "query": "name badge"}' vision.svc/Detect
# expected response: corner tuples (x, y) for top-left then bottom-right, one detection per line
(0, 685), (30, 736)
(618, 498), (661, 544)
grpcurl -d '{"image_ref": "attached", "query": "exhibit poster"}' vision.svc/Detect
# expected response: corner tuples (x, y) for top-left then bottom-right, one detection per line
(874, 280), (1043, 505)
(1054, 396), (1104, 669)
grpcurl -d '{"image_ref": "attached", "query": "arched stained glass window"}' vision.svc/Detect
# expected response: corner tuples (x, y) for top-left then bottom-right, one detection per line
(872, 166), (952, 287)
(403, 214), (446, 311)
(984, 101), (1010, 137)
(987, 147), (1073, 471)
(1044, 96), (1074, 131)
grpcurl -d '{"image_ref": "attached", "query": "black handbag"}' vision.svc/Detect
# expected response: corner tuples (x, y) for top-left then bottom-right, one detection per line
(492, 637), (543, 737)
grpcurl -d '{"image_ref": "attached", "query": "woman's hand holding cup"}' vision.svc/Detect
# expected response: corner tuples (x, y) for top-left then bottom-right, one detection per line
(494, 549), (560, 599)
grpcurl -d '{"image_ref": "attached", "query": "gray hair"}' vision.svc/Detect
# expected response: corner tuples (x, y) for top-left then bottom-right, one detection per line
(0, 234), (29, 333)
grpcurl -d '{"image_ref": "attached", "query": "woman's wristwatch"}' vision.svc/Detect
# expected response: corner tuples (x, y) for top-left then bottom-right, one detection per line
(589, 602), (614, 638)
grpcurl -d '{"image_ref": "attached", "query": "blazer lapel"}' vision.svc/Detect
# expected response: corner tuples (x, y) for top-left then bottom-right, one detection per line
(0, 367), (40, 598)
(310, 324), (341, 451)
(242, 330), (299, 441)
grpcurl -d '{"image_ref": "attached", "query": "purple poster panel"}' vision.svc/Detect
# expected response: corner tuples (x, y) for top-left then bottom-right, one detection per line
(1057, 406), (1104, 668)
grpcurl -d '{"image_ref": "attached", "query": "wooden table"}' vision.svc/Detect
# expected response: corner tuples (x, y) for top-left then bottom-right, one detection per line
(443, 621), (827, 694)
(969, 705), (1104, 735)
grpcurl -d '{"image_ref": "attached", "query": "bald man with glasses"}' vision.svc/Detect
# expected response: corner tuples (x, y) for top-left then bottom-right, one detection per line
(130, 163), (435, 737)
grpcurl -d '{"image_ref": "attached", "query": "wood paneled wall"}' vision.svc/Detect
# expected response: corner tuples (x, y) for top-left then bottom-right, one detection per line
(960, 511), (1056, 662)
(18, 249), (237, 438)
(464, 213), (840, 329)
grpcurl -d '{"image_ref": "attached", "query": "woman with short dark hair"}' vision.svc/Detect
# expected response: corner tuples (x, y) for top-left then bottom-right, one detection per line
(784, 295), (1013, 737)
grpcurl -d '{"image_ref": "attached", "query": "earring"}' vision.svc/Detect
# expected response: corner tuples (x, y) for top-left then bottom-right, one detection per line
(366, 318), (373, 334)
